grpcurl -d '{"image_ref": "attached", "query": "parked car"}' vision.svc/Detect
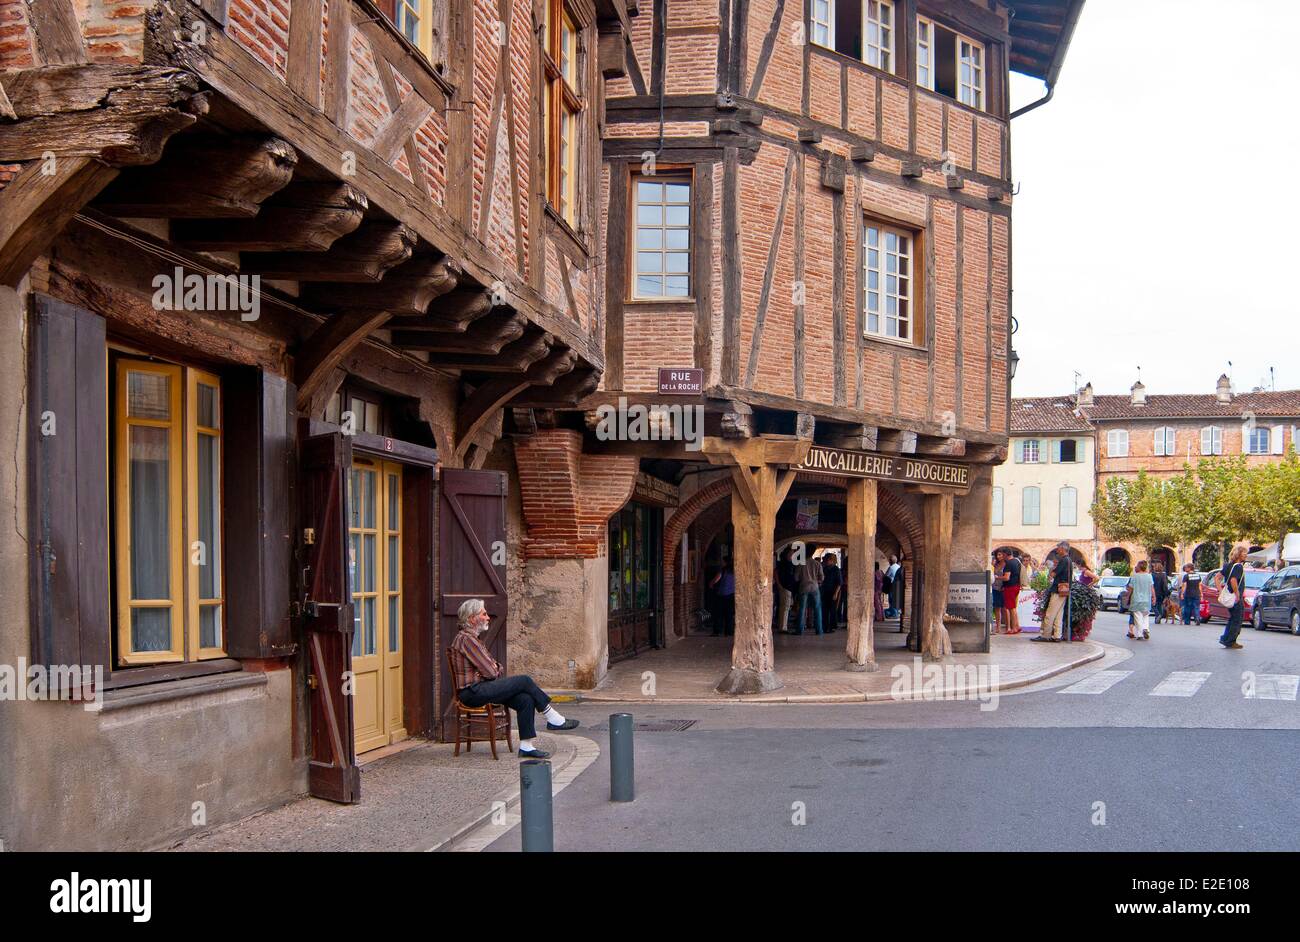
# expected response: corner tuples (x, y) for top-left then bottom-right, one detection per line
(1201, 568), (1272, 623)
(1252, 566), (1300, 633)
(1097, 576), (1131, 612)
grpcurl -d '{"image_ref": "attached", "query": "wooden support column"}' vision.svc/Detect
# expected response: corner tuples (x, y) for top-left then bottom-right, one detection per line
(843, 477), (878, 672)
(921, 490), (955, 661)
(703, 435), (809, 695)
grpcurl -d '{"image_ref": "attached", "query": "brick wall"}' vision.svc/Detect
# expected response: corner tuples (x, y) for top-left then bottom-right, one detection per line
(514, 429), (640, 558)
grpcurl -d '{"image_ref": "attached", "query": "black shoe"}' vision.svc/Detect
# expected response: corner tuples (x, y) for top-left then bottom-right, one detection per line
(519, 748), (551, 759)
(546, 718), (579, 731)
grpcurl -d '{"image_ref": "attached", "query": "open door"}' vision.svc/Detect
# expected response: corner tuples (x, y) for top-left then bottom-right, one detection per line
(299, 431), (360, 803)
(438, 468), (508, 740)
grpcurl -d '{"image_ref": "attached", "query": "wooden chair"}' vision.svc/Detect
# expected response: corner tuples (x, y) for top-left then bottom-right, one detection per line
(445, 649), (514, 759)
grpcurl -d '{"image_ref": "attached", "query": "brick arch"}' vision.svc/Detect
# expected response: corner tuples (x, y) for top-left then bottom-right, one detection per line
(662, 474), (927, 639)
(663, 478), (734, 639)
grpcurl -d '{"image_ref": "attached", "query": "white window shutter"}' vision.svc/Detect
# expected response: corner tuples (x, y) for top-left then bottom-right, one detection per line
(1272, 425), (1285, 455)
(1243, 420), (1254, 453)
(1200, 427), (1211, 455)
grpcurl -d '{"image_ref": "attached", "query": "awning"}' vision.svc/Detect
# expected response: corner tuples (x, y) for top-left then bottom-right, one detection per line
(1247, 534), (1300, 566)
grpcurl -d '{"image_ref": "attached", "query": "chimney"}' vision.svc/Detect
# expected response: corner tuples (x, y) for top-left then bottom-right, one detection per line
(1077, 382), (1093, 407)
(1215, 373), (1233, 403)
(1130, 380), (1146, 407)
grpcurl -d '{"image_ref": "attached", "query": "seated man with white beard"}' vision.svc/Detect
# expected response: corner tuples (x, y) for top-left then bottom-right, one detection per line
(448, 598), (579, 758)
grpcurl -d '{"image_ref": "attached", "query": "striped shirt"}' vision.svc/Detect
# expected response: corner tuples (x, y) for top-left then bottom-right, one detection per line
(449, 628), (501, 690)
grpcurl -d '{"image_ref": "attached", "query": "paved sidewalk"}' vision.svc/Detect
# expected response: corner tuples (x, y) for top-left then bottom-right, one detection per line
(169, 732), (596, 852)
(574, 629), (1103, 703)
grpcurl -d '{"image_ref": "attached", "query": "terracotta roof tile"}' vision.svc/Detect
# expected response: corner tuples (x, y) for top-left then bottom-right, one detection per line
(1010, 397), (1093, 433)
(1083, 391), (1300, 422)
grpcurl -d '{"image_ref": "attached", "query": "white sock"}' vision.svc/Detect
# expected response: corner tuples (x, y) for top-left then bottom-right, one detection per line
(519, 738), (538, 753)
(542, 705), (565, 725)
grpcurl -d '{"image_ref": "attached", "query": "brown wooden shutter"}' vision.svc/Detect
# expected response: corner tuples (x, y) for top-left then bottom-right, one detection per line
(223, 368), (297, 658)
(299, 431), (360, 803)
(27, 294), (109, 685)
(438, 468), (508, 740)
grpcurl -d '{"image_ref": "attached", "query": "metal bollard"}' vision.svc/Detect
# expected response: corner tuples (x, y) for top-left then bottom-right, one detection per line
(610, 712), (634, 802)
(519, 758), (553, 852)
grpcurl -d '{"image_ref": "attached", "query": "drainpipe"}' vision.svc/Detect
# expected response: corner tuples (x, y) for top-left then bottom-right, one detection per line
(1009, 0), (1085, 120)
(1010, 82), (1054, 120)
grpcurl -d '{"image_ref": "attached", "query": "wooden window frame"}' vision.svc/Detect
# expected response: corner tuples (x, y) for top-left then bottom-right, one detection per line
(811, 0), (834, 48)
(113, 357), (227, 667)
(629, 169), (693, 301)
(544, 0), (584, 228)
(376, 0), (447, 68)
(1247, 426), (1271, 455)
(916, 13), (986, 112)
(862, 216), (922, 346)
(864, 0), (896, 74)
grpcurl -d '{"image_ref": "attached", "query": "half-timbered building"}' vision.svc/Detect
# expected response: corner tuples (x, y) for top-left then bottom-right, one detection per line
(0, 0), (1081, 850)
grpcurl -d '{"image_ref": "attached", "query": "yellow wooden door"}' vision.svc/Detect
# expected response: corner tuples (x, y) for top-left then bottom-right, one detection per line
(349, 460), (406, 754)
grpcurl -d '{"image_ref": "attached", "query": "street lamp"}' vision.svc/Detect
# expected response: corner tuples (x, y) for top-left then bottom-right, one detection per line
(1009, 348), (1020, 380)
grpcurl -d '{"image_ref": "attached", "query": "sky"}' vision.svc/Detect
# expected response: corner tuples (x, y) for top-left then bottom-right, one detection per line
(1007, 0), (1300, 401)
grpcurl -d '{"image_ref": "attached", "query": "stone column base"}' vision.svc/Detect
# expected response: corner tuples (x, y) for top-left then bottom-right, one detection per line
(843, 659), (879, 673)
(715, 667), (784, 695)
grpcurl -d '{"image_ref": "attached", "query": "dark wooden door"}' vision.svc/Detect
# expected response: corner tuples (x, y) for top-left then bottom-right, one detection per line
(438, 468), (508, 739)
(299, 431), (360, 803)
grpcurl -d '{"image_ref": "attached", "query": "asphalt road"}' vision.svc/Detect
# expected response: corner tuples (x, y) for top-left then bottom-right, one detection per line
(477, 611), (1300, 851)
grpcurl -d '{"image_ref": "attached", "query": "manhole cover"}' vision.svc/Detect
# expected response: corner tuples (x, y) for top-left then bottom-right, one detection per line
(590, 719), (697, 732)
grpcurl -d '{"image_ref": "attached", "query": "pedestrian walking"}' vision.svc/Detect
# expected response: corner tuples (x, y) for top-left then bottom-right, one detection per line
(1002, 549), (1023, 635)
(991, 550), (1006, 633)
(873, 561), (885, 622)
(1125, 560), (1155, 640)
(710, 561), (736, 636)
(794, 544), (825, 635)
(1034, 541), (1073, 642)
(775, 545), (797, 634)
(1179, 563), (1202, 625)
(1218, 545), (1248, 650)
(1152, 563), (1170, 624)
(821, 552), (843, 634)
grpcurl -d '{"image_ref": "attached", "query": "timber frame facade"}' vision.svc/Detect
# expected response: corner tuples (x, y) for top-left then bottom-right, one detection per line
(0, 0), (1080, 850)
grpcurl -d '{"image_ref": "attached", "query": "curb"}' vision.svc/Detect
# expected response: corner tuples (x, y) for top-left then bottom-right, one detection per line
(425, 734), (601, 852)
(565, 641), (1106, 705)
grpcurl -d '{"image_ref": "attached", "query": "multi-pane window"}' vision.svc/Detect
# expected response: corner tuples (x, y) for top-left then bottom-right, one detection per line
(1019, 439), (1040, 464)
(1107, 429), (1129, 457)
(1053, 439), (1079, 463)
(544, 0), (582, 226)
(916, 17), (932, 87)
(864, 1), (895, 72)
(385, 0), (444, 64)
(114, 359), (224, 665)
(1059, 486), (1078, 527)
(811, 0), (833, 47)
(958, 38), (984, 109)
(633, 175), (691, 298)
(1153, 426), (1176, 457)
(916, 16), (986, 112)
(324, 390), (383, 435)
(991, 487), (1004, 526)
(863, 221), (913, 341)
(1023, 486), (1041, 526)
(1200, 426), (1223, 455)
(1248, 426), (1271, 455)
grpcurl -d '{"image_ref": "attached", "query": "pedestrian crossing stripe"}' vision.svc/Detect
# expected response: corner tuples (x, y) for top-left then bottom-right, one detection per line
(1149, 671), (1212, 697)
(1245, 674), (1300, 701)
(1061, 670), (1133, 695)
(1056, 670), (1300, 700)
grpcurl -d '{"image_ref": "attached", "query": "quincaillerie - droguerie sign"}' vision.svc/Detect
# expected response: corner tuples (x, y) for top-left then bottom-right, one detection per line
(797, 445), (971, 489)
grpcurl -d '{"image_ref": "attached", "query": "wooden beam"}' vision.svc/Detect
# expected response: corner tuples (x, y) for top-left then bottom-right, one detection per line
(454, 347), (577, 454)
(510, 366), (602, 407)
(173, 181), (368, 252)
(421, 286), (495, 330)
(0, 64), (202, 166)
(286, 0), (324, 108)
(305, 254), (459, 316)
(0, 157), (118, 287)
(915, 436), (967, 457)
(412, 330), (553, 371)
(877, 429), (919, 454)
(844, 476), (878, 670)
(241, 220), (417, 281)
(921, 492), (955, 660)
(294, 309), (395, 409)
(27, 0), (87, 65)
(824, 424), (879, 451)
(95, 136), (298, 218)
(386, 308), (525, 351)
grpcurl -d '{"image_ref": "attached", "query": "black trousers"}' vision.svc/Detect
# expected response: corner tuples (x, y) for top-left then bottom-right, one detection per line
(459, 675), (552, 739)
